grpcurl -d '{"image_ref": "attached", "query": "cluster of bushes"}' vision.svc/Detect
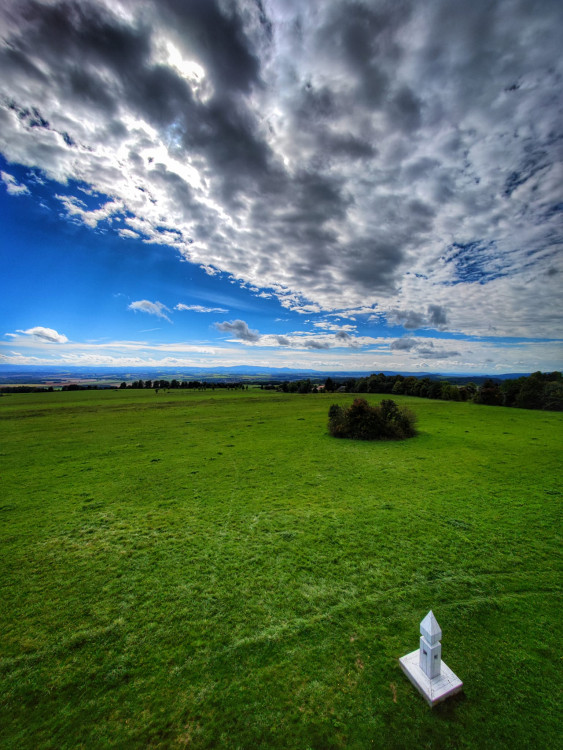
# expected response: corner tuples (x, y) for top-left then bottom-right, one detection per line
(328, 398), (417, 441)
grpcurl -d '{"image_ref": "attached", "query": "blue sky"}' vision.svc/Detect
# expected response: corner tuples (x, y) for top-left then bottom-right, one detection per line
(1, 0), (561, 373)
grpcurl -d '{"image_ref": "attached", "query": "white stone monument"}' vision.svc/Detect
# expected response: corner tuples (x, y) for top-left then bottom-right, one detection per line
(399, 610), (463, 707)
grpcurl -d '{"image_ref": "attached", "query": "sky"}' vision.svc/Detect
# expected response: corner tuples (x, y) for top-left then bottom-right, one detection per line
(1, 0), (562, 374)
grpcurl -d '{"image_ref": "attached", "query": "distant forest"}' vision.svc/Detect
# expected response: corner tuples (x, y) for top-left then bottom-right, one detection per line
(269, 371), (563, 411)
(1, 372), (561, 411)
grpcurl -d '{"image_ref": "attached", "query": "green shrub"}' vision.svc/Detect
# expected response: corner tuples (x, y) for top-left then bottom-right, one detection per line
(328, 398), (417, 440)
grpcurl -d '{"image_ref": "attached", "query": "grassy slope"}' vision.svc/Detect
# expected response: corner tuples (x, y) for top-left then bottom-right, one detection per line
(0, 389), (561, 749)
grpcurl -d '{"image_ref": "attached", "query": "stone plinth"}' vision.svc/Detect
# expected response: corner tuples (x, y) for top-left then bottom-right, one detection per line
(399, 648), (463, 707)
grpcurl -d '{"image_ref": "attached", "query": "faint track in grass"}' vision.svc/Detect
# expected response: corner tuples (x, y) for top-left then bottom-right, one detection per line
(173, 571), (561, 668)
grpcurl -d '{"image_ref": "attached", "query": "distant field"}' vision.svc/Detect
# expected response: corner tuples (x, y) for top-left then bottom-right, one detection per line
(1, 389), (561, 749)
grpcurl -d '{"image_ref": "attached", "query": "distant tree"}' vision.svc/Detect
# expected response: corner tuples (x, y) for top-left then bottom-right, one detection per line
(427, 381), (443, 400)
(324, 377), (335, 392)
(391, 379), (404, 395)
(298, 379), (312, 394)
(441, 382), (460, 401)
(500, 377), (525, 407)
(458, 382), (477, 401)
(457, 386), (471, 401)
(439, 381), (450, 399)
(543, 381), (563, 411)
(403, 376), (418, 396)
(475, 379), (503, 406)
(515, 372), (545, 410)
(356, 377), (368, 393)
(366, 374), (383, 393)
(417, 378), (431, 398)
(119, 382), (127, 389)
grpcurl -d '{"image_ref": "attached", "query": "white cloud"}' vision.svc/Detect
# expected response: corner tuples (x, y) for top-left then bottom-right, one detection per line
(56, 195), (123, 228)
(118, 228), (141, 240)
(14, 326), (68, 343)
(128, 300), (171, 322)
(1, 170), (29, 196)
(175, 303), (228, 313)
(313, 321), (357, 333)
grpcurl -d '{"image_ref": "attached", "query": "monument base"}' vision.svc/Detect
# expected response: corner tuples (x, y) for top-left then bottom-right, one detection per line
(399, 649), (463, 707)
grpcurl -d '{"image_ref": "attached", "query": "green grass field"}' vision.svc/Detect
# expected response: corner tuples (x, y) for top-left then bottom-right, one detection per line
(1, 389), (561, 749)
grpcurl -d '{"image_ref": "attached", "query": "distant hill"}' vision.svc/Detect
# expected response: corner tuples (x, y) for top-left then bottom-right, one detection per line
(0, 364), (533, 386)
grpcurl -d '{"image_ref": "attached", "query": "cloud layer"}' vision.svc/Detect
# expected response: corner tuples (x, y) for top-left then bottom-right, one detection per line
(3, 328), (562, 374)
(0, 0), (562, 341)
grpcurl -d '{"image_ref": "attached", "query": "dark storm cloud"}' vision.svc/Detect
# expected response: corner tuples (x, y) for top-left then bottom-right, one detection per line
(290, 171), (351, 223)
(184, 97), (274, 191)
(315, 0), (411, 107)
(343, 239), (406, 293)
(16, 0), (152, 69)
(67, 67), (119, 114)
(321, 132), (376, 160)
(387, 86), (422, 133)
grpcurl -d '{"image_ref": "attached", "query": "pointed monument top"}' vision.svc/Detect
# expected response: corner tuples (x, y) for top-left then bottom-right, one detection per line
(420, 610), (442, 645)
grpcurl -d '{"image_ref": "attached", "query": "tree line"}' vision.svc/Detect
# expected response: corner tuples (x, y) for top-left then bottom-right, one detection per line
(274, 371), (563, 411)
(121, 380), (248, 391)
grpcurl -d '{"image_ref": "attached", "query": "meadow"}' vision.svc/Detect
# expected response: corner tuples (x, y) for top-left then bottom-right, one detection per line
(0, 388), (561, 749)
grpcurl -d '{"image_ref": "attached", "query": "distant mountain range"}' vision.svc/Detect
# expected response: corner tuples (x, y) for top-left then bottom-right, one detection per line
(0, 364), (533, 385)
